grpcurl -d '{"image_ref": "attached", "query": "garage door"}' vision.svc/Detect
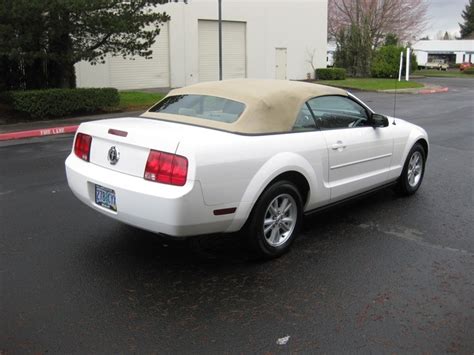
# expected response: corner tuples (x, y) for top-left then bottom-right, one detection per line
(109, 23), (170, 89)
(198, 20), (246, 82)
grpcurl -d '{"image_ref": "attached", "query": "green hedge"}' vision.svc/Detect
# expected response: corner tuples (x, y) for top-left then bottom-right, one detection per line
(463, 67), (474, 75)
(316, 68), (346, 80)
(371, 46), (402, 78)
(1, 88), (120, 119)
(371, 45), (417, 78)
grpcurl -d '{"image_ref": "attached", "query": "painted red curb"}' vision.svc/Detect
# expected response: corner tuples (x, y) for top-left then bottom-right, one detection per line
(0, 125), (79, 141)
(419, 87), (449, 94)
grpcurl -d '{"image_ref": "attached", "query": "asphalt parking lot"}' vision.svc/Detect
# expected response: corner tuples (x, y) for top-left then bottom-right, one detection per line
(1, 77), (473, 353)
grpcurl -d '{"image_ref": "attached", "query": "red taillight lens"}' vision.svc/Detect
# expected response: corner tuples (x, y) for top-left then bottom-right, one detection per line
(74, 133), (92, 161)
(144, 150), (188, 186)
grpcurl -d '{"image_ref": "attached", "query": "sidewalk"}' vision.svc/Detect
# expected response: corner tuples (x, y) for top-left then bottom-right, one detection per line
(0, 110), (144, 141)
(379, 84), (449, 94)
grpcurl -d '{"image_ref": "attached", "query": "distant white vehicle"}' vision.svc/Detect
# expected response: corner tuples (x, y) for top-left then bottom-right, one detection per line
(66, 79), (429, 258)
(422, 59), (449, 71)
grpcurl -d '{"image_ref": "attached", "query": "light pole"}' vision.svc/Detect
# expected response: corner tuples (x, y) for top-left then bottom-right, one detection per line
(405, 47), (411, 81)
(218, 0), (223, 80)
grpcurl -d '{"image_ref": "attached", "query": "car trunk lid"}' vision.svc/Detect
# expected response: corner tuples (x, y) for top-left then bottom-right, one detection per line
(78, 117), (183, 178)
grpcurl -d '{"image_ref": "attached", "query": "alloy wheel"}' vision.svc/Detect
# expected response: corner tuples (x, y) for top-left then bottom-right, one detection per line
(262, 193), (297, 247)
(407, 151), (423, 188)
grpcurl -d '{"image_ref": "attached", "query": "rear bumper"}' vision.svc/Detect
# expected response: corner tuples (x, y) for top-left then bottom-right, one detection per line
(65, 154), (235, 237)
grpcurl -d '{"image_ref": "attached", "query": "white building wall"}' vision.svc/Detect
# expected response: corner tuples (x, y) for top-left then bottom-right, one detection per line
(414, 51), (428, 65)
(76, 23), (170, 89)
(76, 0), (328, 89)
(412, 40), (474, 65)
(75, 60), (110, 88)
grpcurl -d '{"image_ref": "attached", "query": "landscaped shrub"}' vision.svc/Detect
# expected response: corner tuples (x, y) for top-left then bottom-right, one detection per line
(316, 68), (346, 80)
(463, 67), (474, 75)
(371, 45), (417, 78)
(371, 46), (401, 78)
(1, 88), (120, 119)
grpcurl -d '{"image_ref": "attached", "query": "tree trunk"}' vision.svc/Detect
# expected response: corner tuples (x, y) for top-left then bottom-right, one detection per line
(0, 57), (14, 91)
(47, 60), (76, 89)
(47, 9), (76, 89)
(25, 58), (49, 90)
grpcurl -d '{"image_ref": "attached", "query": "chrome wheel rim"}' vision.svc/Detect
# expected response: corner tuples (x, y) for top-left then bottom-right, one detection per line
(263, 193), (297, 247)
(407, 151), (423, 188)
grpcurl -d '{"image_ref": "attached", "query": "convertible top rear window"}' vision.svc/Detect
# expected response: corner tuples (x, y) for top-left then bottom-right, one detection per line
(150, 95), (245, 124)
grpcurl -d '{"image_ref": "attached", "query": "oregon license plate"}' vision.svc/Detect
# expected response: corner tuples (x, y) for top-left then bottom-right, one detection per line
(95, 185), (117, 211)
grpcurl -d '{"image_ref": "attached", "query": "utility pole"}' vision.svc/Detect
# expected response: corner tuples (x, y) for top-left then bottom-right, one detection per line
(405, 47), (411, 81)
(218, 0), (223, 80)
(398, 51), (403, 81)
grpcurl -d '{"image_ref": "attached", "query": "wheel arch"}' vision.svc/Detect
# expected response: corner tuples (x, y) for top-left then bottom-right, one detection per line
(238, 170), (310, 235)
(416, 138), (429, 159)
(226, 152), (319, 233)
(399, 127), (429, 168)
(265, 171), (310, 206)
(243, 153), (316, 205)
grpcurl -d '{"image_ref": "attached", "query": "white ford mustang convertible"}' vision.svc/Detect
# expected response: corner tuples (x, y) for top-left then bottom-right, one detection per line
(65, 79), (428, 258)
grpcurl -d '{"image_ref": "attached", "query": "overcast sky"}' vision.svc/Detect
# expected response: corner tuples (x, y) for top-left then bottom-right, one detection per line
(425, 0), (468, 38)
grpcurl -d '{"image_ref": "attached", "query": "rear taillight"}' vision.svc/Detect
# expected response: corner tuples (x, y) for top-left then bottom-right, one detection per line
(144, 150), (188, 186)
(74, 133), (92, 161)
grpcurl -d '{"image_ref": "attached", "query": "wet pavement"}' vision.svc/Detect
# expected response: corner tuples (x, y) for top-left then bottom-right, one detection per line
(1, 77), (473, 353)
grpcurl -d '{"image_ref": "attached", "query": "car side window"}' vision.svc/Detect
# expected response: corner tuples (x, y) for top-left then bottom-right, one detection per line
(307, 96), (370, 130)
(292, 104), (317, 131)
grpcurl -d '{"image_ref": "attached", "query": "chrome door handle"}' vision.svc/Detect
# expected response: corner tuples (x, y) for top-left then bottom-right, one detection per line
(331, 141), (346, 150)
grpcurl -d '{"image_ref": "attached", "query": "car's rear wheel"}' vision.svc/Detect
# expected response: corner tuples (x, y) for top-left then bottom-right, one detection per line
(398, 143), (426, 195)
(245, 180), (303, 259)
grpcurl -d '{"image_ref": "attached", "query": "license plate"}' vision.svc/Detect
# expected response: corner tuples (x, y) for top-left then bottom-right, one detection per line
(95, 185), (117, 211)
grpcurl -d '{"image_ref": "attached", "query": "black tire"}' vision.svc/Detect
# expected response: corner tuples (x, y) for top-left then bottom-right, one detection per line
(244, 180), (303, 259)
(397, 143), (426, 196)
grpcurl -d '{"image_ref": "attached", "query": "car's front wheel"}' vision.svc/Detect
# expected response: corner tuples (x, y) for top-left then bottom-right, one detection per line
(398, 143), (426, 195)
(245, 180), (303, 259)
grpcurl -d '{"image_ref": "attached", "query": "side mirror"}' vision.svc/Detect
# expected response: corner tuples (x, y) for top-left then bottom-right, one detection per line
(371, 113), (389, 128)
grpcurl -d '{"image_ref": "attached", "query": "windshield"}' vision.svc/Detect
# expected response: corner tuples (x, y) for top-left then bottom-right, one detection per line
(149, 95), (246, 124)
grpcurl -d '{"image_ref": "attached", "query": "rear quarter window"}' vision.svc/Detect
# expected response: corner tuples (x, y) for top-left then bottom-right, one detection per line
(150, 95), (246, 123)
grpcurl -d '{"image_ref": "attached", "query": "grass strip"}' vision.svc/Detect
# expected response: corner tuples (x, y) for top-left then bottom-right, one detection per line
(119, 91), (166, 110)
(316, 78), (424, 91)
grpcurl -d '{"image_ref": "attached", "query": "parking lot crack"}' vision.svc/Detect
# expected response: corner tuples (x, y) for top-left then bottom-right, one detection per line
(358, 223), (474, 256)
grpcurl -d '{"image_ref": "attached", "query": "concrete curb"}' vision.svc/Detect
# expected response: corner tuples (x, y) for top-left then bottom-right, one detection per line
(0, 110), (145, 142)
(418, 87), (449, 94)
(0, 125), (78, 141)
(379, 86), (449, 95)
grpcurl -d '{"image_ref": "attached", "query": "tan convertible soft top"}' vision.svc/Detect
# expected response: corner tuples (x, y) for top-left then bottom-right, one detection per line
(141, 79), (347, 134)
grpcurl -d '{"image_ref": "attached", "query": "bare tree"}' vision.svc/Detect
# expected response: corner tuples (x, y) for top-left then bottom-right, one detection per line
(436, 31), (455, 40)
(328, 0), (428, 48)
(306, 48), (317, 77)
